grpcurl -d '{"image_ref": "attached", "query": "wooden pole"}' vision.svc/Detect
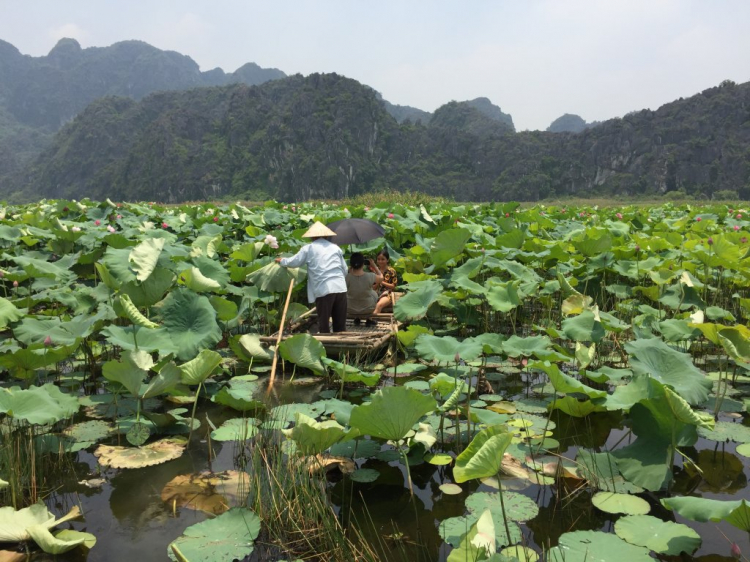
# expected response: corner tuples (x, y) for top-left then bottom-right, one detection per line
(268, 278), (295, 389)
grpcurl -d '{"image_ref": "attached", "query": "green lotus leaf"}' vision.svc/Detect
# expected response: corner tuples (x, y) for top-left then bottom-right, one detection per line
(102, 354), (147, 398)
(101, 325), (179, 356)
(209, 295), (239, 322)
(486, 281), (522, 313)
(178, 266), (221, 292)
(394, 280), (443, 322)
(547, 530), (651, 562)
(168, 507), (260, 562)
(661, 496), (750, 532)
(53, 529), (97, 551)
(465, 490), (540, 522)
(349, 386), (436, 441)
(0, 297), (23, 329)
(561, 293), (593, 316)
(179, 349), (222, 385)
(158, 289), (222, 360)
(718, 327), (750, 363)
(0, 384), (79, 425)
(212, 381), (265, 412)
(350, 468), (380, 483)
(397, 324), (432, 347)
(13, 317), (81, 346)
(210, 418), (259, 442)
(445, 509), (494, 562)
(329, 438), (381, 459)
(440, 513), (521, 550)
(282, 413), (356, 455)
(246, 261), (305, 293)
(430, 228), (471, 270)
(591, 492), (650, 515)
(614, 515), (700, 556)
(321, 357), (380, 386)
(698, 420), (750, 443)
(430, 372), (470, 398)
(658, 319), (701, 342)
(453, 424), (513, 483)
(230, 241), (264, 262)
(120, 267), (174, 308)
(278, 333), (326, 375)
(500, 545), (539, 562)
(12, 254), (78, 284)
(191, 234), (222, 258)
(625, 338), (711, 405)
(141, 362), (182, 399)
(530, 361), (606, 399)
(129, 237), (165, 282)
(27, 524), (93, 554)
(562, 310), (605, 342)
(0, 503), (82, 543)
(549, 396), (603, 417)
(415, 334), (483, 363)
(502, 335), (553, 359)
(63, 420), (113, 443)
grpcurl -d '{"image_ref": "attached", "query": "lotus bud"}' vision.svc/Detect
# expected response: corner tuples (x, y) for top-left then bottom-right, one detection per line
(635, 245), (641, 252)
(213, 216), (219, 222)
(107, 225), (116, 233)
(521, 358), (528, 367)
(708, 237), (714, 246)
(616, 212), (623, 219)
(13, 280), (18, 288)
(94, 219), (101, 226)
(63, 206), (69, 212)
(738, 214), (743, 219)
(454, 352), (461, 363)
(44, 335), (52, 347)
(388, 213), (394, 219)
(731, 542), (741, 559)
(162, 222), (168, 229)
(696, 217), (702, 222)
(117, 214), (123, 219)
(505, 213), (510, 218)
(72, 226), (81, 232)
(734, 225), (740, 231)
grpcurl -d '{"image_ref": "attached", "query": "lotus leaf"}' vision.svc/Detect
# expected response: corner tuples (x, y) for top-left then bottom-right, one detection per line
(547, 530), (651, 562)
(698, 420), (750, 443)
(591, 492), (650, 515)
(232, 333), (274, 362)
(453, 425), (513, 483)
(502, 335), (553, 359)
(486, 281), (522, 313)
(562, 310), (605, 342)
(430, 227), (471, 270)
(179, 266), (221, 292)
(95, 437), (186, 469)
(129, 237), (165, 282)
(350, 468), (380, 483)
(530, 361), (605, 399)
(63, 420), (113, 443)
(446, 509), (495, 562)
(440, 513), (521, 550)
(349, 386), (436, 441)
(282, 413), (355, 455)
(625, 338), (711, 405)
(179, 349), (222, 385)
(321, 357), (380, 386)
(270, 402), (325, 424)
(320, 397), (355, 425)
(394, 280), (443, 322)
(168, 507), (260, 562)
(440, 483), (462, 495)
(278, 333), (326, 375)
(661, 496), (750, 532)
(0, 297), (22, 329)
(158, 289), (222, 360)
(210, 418), (259, 442)
(329, 438), (381, 459)
(500, 545), (539, 562)
(161, 470), (250, 515)
(0, 503), (82, 545)
(120, 267), (174, 308)
(213, 382), (265, 412)
(246, 261), (304, 293)
(613, 514), (700, 556)
(0, 384), (79, 425)
(0, 342), (80, 379)
(415, 334), (484, 363)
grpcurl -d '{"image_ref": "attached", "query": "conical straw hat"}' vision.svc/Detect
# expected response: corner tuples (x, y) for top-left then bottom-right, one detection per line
(302, 221), (337, 238)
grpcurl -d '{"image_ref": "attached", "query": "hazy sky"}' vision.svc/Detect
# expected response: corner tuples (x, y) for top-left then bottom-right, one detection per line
(2, 0), (748, 131)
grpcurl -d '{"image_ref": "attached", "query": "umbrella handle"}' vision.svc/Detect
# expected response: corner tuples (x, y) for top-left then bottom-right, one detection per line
(268, 278), (295, 389)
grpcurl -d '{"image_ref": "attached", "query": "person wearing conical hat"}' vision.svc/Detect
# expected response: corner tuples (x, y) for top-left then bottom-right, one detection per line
(275, 221), (348, 333)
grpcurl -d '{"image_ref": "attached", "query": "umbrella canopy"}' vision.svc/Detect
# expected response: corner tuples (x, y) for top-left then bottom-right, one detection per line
(326, 218), (385, 245)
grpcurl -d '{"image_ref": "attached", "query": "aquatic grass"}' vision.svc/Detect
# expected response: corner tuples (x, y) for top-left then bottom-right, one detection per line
(246, 431), (381, 562)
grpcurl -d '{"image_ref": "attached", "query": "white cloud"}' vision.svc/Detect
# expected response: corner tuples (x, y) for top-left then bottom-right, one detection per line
(49, 22), (87, 44)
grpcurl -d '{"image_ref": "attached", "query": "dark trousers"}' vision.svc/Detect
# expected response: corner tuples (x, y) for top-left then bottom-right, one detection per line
(315, 292), (347, 333)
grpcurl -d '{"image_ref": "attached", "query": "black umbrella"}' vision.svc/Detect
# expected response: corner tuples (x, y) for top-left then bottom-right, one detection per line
(326, 218), (385, 245)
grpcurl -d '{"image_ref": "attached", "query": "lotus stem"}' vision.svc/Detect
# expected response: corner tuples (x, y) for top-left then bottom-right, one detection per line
(496, 469), (513, 545)
(188, 382), (203, 442)
(400, 447), (414, 496)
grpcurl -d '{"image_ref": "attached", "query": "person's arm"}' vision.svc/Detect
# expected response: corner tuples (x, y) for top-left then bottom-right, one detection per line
(368, 259), (384, 284)
(379, 268), (396, 290)
(276, 245), (308, 268)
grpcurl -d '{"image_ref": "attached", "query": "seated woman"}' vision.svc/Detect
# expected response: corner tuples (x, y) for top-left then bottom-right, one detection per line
(346, 252), (383, 326)
(373, 249), (398, 314)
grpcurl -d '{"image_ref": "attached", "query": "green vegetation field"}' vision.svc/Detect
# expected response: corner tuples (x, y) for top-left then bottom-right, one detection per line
(2, 198), (750, 561)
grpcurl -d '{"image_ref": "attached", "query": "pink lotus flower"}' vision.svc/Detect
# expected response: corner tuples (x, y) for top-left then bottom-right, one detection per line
(505, 213), (510, 218)
(117, 214), (122, 219)
(696, 217), (702, 222)
(708, 237), (714, 245)
(737, 213), (743, 219)
(94, 219), (101, 226)
(388, 213), (394, 219)
(13, 280), (18, 288)
(44, 335), (52, 347)
(107, 225), (116, 233)
(731, 542), (741, 560)
(734, 225), (740, 231)
(213, 216), (218, 222)
(521, 358), (528, 367)
(162, 222), (168, 229)
(616, 213), (623, 219)
(579, 212), (585, 217)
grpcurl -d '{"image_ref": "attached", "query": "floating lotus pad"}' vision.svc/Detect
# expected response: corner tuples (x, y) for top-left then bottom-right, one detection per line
(161, 471), (250, 515)
(439, 483), (463, 495)
(210, 418), (259, 442)
(698, 420), (750, 443)
(465, 491), (539, 522)
(614, 515), (701, 556)
(167, 507), (260, 562)
(95, 437), (186, 469)
(500, 545), (539, 562)
(592, 492), (650, 515)
(350, 468), (380, 483)
(547, 530), (651, 562)
(439, 513), (521, 549)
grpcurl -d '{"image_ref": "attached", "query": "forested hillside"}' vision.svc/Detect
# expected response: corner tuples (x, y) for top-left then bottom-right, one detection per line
(11, 75), (750, 203)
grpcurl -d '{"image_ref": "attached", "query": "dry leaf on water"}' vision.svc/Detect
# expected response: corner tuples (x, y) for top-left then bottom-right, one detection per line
(161, 471), (250, 515)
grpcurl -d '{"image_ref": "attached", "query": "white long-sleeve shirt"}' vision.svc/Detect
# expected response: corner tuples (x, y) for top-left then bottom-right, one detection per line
(280, 238), (348, 303)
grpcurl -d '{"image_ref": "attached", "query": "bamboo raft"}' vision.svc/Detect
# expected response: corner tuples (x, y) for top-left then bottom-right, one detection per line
(260, 308), (401, 356)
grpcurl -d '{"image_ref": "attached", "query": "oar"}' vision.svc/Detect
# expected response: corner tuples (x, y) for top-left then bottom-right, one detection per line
(268, 278), (295, 390)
